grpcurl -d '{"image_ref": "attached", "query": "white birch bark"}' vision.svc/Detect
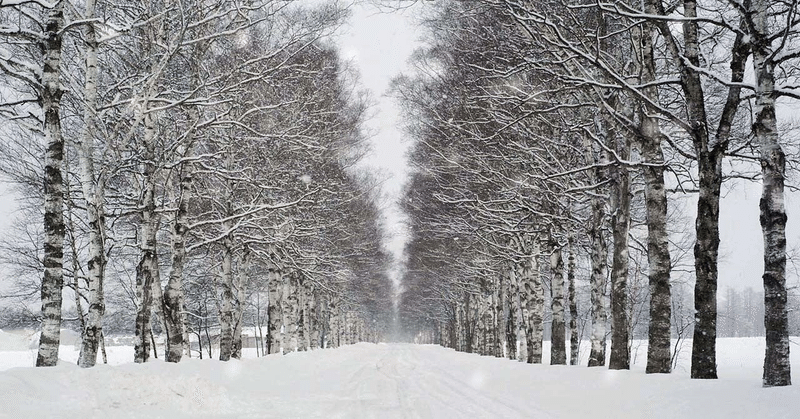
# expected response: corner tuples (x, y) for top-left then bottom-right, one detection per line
(588, 193), (608, 367)
(328, 296), (340, 349)
(133, 109), (160, 364)
(567, 237), (579, 365)
(281, 270), (299, 353)
(584, 125), (609, 368)
(346, 312), (353, 345)
(217, 230), (235, 361)
(751, 0), (792, 387)
(36, 0), (66, 368)
(455, 301), (464, 352)
(308, 286), (319, 349)
(523, 240), (544, 364)
(550, 241), (566, 365)
(491, 278), (501, 357)
(76, 0), (107, 369)
(627, 16), (674, 375)
(479, 293), (491, 355)
(150, 264), (167, 359)
(498, 274), (508, 358)
(609, 133), (631, 370)
(267, 255), (283, 354)
(636, 0), (723, 379)
(296, 276), (306, 352)
(669, 0), (723, 380)
(347, 311), (355, 345)
(510, 261), (527, 361)
(345, 311), (358, 345)
(232, 246), (250, 359)
(464, 294), (474, 352)
(339, 306), (348, 346)
(163, 156), (192, 362)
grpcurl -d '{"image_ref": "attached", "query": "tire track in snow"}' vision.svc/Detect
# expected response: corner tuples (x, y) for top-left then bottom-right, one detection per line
(374, 350), (413, 418)
(329, 345), (415, 418)
(387, 345), (555, 419)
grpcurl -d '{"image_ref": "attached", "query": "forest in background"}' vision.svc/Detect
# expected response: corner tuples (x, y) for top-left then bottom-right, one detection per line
(0, 0), (393, 366)
(394, 0), (800, 387)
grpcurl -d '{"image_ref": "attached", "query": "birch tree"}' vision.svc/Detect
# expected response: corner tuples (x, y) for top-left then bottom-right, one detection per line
(74, 0), (107, 368)
(549, 237), (566, 365)
(742, 0), (798, 387)
(0, 0), (68, 367)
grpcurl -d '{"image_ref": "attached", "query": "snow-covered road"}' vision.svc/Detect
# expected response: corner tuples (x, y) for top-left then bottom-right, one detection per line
(295, 344), (552, 418)
(1, 341), (798, 418)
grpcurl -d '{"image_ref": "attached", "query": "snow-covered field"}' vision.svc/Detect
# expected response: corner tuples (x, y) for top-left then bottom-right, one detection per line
(0, 331), (797, 418)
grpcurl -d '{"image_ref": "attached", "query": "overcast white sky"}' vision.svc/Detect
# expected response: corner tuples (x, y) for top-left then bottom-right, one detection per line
(333, 1), (420, 284)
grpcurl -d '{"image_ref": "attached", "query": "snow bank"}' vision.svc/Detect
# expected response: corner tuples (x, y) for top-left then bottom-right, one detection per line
(0, 360), (234, 418)
(0, 329), (133, 370)
(0, 338), (797, 418)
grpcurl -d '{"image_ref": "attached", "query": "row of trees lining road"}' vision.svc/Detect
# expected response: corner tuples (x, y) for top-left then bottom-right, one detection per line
(394, 0), (798, 386)
(0, 0), (393, 366)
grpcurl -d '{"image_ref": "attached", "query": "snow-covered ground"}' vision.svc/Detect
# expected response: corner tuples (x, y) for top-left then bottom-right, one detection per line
(0, 333), (797, 418)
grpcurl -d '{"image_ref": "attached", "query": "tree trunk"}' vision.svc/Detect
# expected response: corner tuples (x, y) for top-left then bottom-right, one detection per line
(342, 308), (351, 346)
(36, 0), (66, 368)
(488, 283), (495, 355)
(455, 299), (465, 352)
(182, 309), (192, 358)
(510, 262), (526, 361)
(637, 18), (673, 375)
(99, 331), (107, 364)
(351, 312), (360, 344)
(267, 256), (283, 354)
(217, 231), (235, 361)
(678, 0), (719, 380)
(641, 138), (672, 373)
(447, 308), (455, 350)
(309, 288), (320, 349)
(523, 239), (544, 364)
(588, 193), (608, 367)
(492, 276), (502, 357)
(690, 153), (723, 379)
(297, 275), (308, 351)
(150, 327), (158, 359)
(609, 135), (631, 370)
(232, 246), (250, 359)
(550, 241), (566, 365)
(64, 164), (85, 364)
(134, 111), (160, 364)
(163, 159), (192, 363)
(282, 270), (299, 353)
(499, 273), (509, 358)
(76, 0), (107, 369)
(504, 270), (516, 360)
(150, 265), (166, 358)
(463, 300), (470, 352)
(752, 0), (791, 386)
(567, 237), (579, 365)
(328, 295), (339, 349)
(133, 242), (156, 363)
(258, 305), (266, 356)
(642, 0), (738, 380)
